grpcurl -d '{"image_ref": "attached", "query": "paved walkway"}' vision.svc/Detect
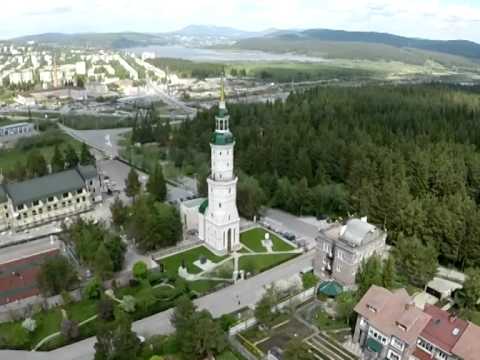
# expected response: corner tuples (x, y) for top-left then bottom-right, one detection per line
(0, 251), (315, 360)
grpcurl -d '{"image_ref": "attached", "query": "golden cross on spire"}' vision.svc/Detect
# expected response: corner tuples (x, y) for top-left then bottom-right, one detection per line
(220, 76), (225, 103)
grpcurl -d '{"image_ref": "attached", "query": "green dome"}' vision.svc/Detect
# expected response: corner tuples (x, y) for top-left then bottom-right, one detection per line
(199, 199), (208, 214)
(211, 131), (234, 145)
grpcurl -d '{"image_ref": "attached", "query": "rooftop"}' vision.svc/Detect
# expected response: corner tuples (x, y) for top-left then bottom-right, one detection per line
(451, 323), (480, 360)
(319, 217), (386, 248)
(354, 285), (431, 346)
(420, 305), (468, 353)
(211, 131), (234, 146)
(3, 166), (97, 206)
(181, 197), (206, 209)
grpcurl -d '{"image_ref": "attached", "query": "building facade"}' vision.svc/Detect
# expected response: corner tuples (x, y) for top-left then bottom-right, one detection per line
(314, 218), (387, 285)
(198, 83), (240, 254)
(354, 285), (480, 360)
(0, 165), (101, 231)
(0, 122), (35, 141)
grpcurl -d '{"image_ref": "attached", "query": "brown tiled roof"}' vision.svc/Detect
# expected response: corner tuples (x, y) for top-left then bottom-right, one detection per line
(354, 286), (431, 346)
(420, 305), (468, 353)
(451, 322), (480, 360)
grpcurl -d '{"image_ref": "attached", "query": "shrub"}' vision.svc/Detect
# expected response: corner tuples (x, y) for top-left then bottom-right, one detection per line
(133, 261), (148, 281)
(22, 318), (37, 333)
(302, 272), (319, 290)
(83, 278), (103, 300)
(121, 295), (137, 313)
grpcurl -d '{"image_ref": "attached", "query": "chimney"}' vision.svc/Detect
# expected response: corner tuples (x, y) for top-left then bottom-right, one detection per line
(449, 313), (457, 323)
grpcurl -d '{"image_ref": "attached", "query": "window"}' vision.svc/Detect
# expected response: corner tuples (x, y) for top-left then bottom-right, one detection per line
(76, 198), (80, 203)
(77, 189), (83, 194)
(82, 196), (86, 202)
(23, 213), (28, 218)
(336, 264), (341, 272)
(17, 204), (24, 211)
(32, 210), (37, 216)
(368, 328), (388, 345)
(417, 339), (433, 354)
(387, 350), (401, 360)
(63, 192), (69, 198)
(219, 203), (222, 208)
(337, 249), (344, 260)
(33, 200), (39, 206)
(390, 337), (404, 351)
(48, 196), (54, 202)
(323, 242), (330, 253)
(47, 206), (51, 211)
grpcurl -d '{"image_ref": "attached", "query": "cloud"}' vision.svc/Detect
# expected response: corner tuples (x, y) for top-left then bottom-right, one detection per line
(24, 6), (72, 16)
(1, 0), (480, 42)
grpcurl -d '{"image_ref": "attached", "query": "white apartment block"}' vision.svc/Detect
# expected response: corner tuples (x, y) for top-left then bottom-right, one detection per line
(0, 165), (101, 232)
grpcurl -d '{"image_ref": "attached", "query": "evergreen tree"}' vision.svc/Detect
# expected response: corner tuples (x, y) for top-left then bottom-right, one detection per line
(26, 152), (48, 178)
(394, 235), (438, 287)
(110, 197), (129, 227)
(356, 255), (383, 297)
(461, 268), (480, 310)
(147, 164), (167, 202)
(94, 312), (141, 360)
(51, 145), (65, 173)
(64, 145), (79, 169)
(94, 243), (114, 280)
(382, 256), (397, 289)
(80, 142), (95, 165)
(254, 287), (278, 330)
(125, 168), (141, 200)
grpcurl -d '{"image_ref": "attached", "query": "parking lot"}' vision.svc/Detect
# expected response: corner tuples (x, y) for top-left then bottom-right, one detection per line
(260, 208), (328, 250)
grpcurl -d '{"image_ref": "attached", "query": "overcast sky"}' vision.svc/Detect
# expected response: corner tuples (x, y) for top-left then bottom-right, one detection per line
(2, 0), (480, 42)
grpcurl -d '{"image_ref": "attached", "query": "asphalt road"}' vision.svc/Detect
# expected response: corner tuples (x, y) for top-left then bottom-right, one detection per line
(59, 124), (130, 158)
(0, 251), (314, 360)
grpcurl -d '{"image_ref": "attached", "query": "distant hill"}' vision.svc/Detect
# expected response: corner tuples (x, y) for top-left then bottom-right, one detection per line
(235, 29), (480, 65)
(12, 32), (167, 48)
(173, 25), (275, 39)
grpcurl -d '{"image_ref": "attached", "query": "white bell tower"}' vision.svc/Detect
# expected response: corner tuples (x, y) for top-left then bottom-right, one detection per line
(201, 79), (240, 254)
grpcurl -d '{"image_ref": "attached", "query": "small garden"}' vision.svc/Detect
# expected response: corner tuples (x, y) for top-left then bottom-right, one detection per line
(240, 227), (296, 253)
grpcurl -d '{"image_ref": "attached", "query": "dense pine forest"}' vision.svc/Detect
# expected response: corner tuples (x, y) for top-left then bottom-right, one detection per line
(167, 84), (480, 269)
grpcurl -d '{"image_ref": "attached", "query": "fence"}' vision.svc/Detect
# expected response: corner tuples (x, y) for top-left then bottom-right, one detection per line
(228, 287), (316, 336)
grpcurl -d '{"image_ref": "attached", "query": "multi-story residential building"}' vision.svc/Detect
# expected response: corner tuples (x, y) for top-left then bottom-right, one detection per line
(354, 286), (480, 360)
(0, 165), (101, 231)
(314, 218), (387, 285)
(0, 122), (35, 141)
(413, 305), (469, 360)
(354, 286), (431, 360)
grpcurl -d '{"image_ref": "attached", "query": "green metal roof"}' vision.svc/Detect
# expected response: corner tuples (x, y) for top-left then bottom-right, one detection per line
(318, 281), (343, 297)
(218, 107), (228, 117)
(211, 131), (234, 146)
(199, 199), (208, 214)
(0, 186), (6, 203)
(4, 167), (96, 206)
(366, 337), (382, 353)
(77, 165), (97, 180)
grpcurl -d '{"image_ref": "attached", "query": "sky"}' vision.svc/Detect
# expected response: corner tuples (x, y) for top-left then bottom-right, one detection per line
(2, 0), (480, 42)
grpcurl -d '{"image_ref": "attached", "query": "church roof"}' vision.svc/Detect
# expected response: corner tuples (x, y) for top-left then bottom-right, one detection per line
(199, 199), (208, 214)
(211, 131), (234, 145)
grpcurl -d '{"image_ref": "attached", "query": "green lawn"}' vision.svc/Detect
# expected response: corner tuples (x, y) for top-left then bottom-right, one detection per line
(217, 351), (244, 360)
(0, 298), (97, 350)
(157, 246), (227, 277)
(189, 280), (228, 294)
(240, 228), (295, 253)
(239, 253), (299, 275)
(315, 309), (348, 331)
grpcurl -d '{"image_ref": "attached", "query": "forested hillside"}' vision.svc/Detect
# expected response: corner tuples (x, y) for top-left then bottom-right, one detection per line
(170, 85), (480, 269)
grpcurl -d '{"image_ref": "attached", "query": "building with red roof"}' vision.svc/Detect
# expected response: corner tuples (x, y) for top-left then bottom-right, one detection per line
(354, 285), (480, 360)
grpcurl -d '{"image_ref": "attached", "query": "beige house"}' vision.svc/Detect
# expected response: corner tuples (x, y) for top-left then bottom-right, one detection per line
(0, 165), (100, 231)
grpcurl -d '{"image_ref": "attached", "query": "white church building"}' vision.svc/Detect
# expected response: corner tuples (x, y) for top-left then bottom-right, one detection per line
(181, 85), (241, 255)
